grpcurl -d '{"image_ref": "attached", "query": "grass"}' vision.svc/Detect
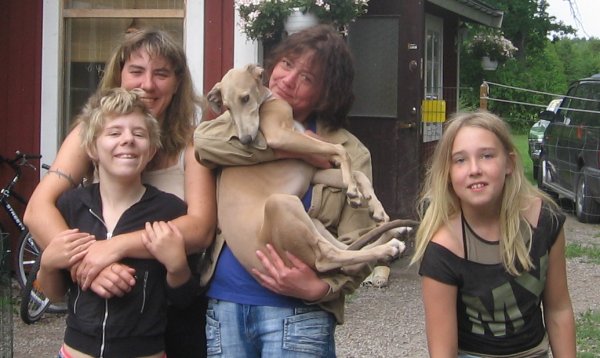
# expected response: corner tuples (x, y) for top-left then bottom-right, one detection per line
(565, 244), (600, 355)
(576, 310), (600, 357)
(512, 134), (535, 184)
(566, 244), (600, 264)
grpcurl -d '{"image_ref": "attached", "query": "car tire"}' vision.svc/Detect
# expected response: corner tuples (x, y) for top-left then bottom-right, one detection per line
(575, 171), (600, 223)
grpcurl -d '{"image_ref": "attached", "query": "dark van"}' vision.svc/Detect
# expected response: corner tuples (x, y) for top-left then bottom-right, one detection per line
(538, 74), (600, 223)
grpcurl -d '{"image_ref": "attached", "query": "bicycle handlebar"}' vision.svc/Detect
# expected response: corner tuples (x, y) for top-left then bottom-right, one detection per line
(0, 151), (42, 172)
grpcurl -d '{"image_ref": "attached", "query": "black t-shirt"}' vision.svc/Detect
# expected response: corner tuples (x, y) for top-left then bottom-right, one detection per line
(419, 204), (565, 356)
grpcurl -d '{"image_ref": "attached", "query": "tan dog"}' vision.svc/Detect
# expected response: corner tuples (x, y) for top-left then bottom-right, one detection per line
(197, 64), (417, 273)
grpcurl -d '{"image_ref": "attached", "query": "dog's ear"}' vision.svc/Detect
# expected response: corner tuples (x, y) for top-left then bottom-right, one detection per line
(207, 82), (223, 114)
(245, 64), (264, 84)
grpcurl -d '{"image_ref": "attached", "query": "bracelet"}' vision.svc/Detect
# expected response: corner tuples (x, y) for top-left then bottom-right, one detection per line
(46, 168), (78, 188)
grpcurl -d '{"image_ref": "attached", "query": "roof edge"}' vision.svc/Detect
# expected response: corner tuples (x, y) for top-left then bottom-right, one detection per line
(428, 0), (504, 28)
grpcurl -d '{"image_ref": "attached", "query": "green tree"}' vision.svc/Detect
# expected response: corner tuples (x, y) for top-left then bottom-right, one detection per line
(460, 0), (576, 132)
(482, 0), (574, 57)
(552, 38), (600, 83)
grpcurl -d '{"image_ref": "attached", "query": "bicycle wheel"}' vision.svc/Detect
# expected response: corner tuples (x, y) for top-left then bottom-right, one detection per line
(17, 230), (67, 314)
(20, 257), (51, 324)
(16, 230), (40, 288)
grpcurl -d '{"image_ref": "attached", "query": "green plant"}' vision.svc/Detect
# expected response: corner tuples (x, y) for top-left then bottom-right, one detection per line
(511, 134), (534, 184)
(235, 0), (369, 41)
(565, 244), (600, 264)
(576, 310), (600, 356)
(467, 32), (517, 62)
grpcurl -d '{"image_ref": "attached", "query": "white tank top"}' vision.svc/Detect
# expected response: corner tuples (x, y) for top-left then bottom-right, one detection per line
(142, 151), (186, 200)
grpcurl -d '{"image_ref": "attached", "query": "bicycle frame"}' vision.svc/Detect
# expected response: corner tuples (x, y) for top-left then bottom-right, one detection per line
(0, 153), (43, 282)
(0, 153), (40, 235)
(0, 181), (28, 233)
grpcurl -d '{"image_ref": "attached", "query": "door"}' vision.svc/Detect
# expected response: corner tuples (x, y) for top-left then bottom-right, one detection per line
(347, 1), (424, 219)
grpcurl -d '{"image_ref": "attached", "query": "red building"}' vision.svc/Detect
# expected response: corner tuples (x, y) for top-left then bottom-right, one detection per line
(0, 1), (502, 253)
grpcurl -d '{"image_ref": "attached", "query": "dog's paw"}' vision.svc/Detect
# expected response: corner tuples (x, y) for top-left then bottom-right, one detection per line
(346, 182), (361, 200)
(347, 195), (363, 208)
(388, 238), (406, 259)
(369, 206), (389, 223)
(389, 226), (413, 238)
(362, 265), (391, 288)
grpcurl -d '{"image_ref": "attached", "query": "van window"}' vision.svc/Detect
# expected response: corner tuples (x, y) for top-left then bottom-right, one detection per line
(562, 83), (599, 126)
(560, 87), (577, 125)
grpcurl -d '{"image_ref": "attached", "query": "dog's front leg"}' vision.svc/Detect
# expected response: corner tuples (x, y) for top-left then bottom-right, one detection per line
(259, 101), (360, 199)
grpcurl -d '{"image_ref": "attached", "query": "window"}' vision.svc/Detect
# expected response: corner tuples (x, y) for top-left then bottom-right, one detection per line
(424, 15), (443, 100)
(61, 0), (184, 140)
(348, 17), (399, 118)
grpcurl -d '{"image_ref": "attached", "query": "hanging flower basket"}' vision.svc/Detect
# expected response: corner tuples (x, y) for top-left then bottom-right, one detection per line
(480, 56), (498, 71)
(466, 32), (517, 64)
(235, 0), (370, 42)
(284, 7), (319, 36)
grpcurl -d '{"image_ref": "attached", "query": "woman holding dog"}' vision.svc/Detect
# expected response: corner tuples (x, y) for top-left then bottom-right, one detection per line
(195, 24), (383, 357)
(24, 28), (216, 357)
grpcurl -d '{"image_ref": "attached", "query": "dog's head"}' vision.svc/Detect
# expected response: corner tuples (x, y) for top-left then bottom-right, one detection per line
(207, 64), (270, 145)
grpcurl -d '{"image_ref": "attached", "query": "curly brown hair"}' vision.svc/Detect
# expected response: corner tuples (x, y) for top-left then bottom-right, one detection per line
(264, 24), (355, 130)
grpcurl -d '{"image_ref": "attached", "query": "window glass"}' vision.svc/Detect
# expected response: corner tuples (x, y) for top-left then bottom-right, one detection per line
(348, 17), (399, 118)
(61, 0), (183, 141)
(561, 87), (577, 125)
(567, 84), (593, 126)
(577, 83), (600, 126)
(425, 16), (443, 100)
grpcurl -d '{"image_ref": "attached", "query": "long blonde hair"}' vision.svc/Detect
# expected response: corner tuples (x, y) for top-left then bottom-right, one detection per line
(100, 28), (198, 156)
(410, 111), (557, 275)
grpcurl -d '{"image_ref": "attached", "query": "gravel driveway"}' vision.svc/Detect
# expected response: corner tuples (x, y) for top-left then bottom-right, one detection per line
(11, 212), (600, 357)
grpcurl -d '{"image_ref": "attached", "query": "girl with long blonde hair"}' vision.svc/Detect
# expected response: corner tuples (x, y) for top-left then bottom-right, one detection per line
(411, 111), (575, 357)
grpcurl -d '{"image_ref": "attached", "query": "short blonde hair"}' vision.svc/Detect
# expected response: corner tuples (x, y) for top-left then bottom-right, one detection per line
(78, 88), (161, 155)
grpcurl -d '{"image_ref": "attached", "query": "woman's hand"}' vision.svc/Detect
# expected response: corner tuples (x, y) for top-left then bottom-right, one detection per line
(41, 229), (95, 271)
(251, 244), (329, 301)
(89, 263), (136, 298)
(74, 239), (122, 290)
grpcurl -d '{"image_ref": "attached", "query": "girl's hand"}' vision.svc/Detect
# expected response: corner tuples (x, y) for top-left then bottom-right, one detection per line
(142, 221), (188, 273)
(142, 221), (191, 288)
(251, 244), (329, 301)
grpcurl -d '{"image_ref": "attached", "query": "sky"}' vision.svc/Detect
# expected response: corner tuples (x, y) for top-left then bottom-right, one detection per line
(545, 0), (600, 38)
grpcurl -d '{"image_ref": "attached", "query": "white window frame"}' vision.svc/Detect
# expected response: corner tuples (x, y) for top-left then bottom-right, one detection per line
(41, 1), (261, 169)
(40, 0), (205, 167)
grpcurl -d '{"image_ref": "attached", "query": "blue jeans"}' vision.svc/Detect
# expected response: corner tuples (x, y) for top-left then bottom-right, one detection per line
(206, 299), (336, 357)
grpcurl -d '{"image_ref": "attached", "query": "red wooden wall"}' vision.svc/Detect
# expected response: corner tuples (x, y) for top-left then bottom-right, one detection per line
(204, 0), (234, 94)
(0, 1), (43, 258)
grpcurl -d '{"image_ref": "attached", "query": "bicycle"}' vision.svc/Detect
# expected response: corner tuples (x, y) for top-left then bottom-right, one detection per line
(0, 151), (66, 323)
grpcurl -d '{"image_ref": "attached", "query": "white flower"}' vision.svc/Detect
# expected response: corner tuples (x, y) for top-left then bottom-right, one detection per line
(235, 0), (370, 41)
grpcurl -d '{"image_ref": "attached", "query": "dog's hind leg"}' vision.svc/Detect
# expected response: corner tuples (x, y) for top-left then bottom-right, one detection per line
(260, 194), (404, 273)
(312, 169), (388, 222)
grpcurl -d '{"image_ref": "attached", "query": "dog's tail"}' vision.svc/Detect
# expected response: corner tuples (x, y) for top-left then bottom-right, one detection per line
(346, 219), (419, 251)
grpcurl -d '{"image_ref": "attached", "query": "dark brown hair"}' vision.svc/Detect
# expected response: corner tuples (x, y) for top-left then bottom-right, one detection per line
(265, 24), (355, 130)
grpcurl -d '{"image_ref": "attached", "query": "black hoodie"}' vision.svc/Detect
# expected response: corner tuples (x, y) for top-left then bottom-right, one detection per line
(56, 183), (195, 357)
